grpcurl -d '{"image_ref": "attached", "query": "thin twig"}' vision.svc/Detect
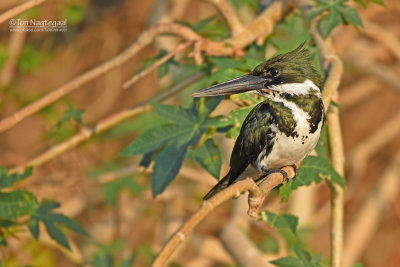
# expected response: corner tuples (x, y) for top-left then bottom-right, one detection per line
(9, 73), (205, 173)
(0, 0), (45, 24)
(123, 42), (193, 90)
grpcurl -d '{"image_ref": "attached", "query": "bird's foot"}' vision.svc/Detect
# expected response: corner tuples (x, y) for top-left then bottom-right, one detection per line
(260, 166), (289, 183)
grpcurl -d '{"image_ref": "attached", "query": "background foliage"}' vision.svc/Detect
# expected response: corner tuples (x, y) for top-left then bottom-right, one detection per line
(0, 0), (399, 266)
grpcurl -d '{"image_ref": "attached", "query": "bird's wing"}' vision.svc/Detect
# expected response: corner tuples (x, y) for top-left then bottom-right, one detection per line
(228, 101), (274, 185)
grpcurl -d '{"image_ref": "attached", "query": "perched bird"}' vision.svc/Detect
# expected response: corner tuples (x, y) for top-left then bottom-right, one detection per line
(192, 43), (324, 200)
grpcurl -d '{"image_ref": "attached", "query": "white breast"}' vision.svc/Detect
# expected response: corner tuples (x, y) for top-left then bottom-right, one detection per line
(256, 89), (323, 171)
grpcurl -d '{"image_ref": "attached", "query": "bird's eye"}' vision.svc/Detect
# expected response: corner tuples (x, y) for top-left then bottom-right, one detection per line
(269, 68), (280, 76)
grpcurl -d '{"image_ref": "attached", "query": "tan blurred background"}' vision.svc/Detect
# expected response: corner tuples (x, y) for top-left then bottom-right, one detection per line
(0, 0), (399, 266)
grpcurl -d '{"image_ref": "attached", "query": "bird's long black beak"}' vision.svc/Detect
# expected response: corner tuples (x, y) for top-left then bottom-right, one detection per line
(191, 74), (268, 97)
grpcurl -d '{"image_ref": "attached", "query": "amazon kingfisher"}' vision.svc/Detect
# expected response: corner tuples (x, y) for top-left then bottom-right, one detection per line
(192, 43), (324, 200)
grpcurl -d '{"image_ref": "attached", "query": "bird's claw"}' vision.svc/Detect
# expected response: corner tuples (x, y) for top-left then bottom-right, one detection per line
(279, 169), (289, 183)
(260, 167), (289, 184)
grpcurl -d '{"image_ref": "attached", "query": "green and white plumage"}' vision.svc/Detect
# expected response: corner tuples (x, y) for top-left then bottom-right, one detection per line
(192, 43), (324, 200)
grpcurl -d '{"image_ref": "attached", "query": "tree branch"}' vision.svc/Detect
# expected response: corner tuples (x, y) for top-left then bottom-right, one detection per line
(205, 0), (246, 36)
(343, 150), (400, 266)
(0, 0), (45, 24)
(123, 41), (193, 90)
(0, 27), (27, 86)
(0, 24), (203, 133)
(151, 165), (296, 267)
(9, 72), (205, 173)
(0, 0), (289, 133)
(326, 92), (345, 267)
(308, 12), (345, 267)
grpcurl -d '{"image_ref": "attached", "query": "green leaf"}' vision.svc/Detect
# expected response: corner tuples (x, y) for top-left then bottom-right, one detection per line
(103, 177), (142, 205)
(0, 234), (7, 247)
(279, 179), (293, 202)
(353, 0), (367, 7)
(271, 247), (322, 267)
(308, 5), (330, 20)
(315, 126), (329, 161)
(37, 199), (60, 214)
(119, 255), (136, 267)
(45, 213), (89, 236)
(198, 97), (223, 119)
(43, 220), (70, 249)
(311, 252), (323, 265)
(179, 15), (217, 32)
(212, 68), (245, 83)
(226, 106), (254, 138)
(92, 252), (114, 267)
(192, 139), (222, 178)
(270, 256), (304, 267)
(293, 156), (346, 189)
(259, 211), (298, 235)
(0, 218), (17, 227)
(60, 3), (85, 25)
(294, 246), (312, 264)
(210, 56), (248, 69)
(231, 0), (258, 10)
(349, 263), (363, 267)
(0, 167), (32, 190)
(119, 124), (192, 156)
(200, 115), (233, 129)
(59, 105), (84, 126)
(154, 103), (197, 125)
(27, 217), (39, 239)
(319, 7), (342, 38)
(0, 190), (38, 219)
(107, 112), (166, 138)
(369, 0), (385, 6)
(330, 100), (342, 110)
(0, 45), (8, 69)
(158, 62), (169, 78)
(337, 5), (363, 26)
(151, 142), (189, 196)
(18, 45), (42, 72)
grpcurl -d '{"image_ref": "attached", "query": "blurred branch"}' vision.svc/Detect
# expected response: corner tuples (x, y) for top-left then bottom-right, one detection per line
(348, 110), (400, 183)
(205, 0), (246, 36)
(152, 166), (296, 267)
(343, 150), (400, 266)
(362, 22), (400, 62)
(0, 0), (45, 24)
(326, 92), (345, 267)
(346, 44), (400, 93)
(9, 73), (205, 173)
(339, 78), (379, 109)
(0, 24), (201, 133)
(308, 11), (345, 267)
(123, 41), (193, 89)
(0, 28), (26, 87)
(0, 0), (289, 133)
(220, 195), (270, 267)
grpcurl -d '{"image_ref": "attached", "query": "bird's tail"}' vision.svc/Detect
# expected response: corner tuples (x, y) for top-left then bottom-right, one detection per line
(203, 173), (231, 200)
